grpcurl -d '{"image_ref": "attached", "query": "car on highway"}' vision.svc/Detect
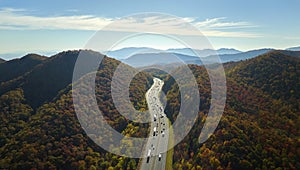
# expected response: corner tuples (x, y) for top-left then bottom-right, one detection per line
(158, 153), (162, 161)
(153, 127), (157, 136)
(147, 149), (151, 163)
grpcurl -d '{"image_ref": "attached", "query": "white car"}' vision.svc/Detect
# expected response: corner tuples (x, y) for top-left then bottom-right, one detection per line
(153, 127), (157, 136)
(147, 149), (151, 163)
(158, 153), (162, 161)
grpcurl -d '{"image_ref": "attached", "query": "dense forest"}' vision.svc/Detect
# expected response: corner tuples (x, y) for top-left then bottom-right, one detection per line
(162, 51), (300, 169)
(0, 50), (153, 169)
(0, 50), (299, 169)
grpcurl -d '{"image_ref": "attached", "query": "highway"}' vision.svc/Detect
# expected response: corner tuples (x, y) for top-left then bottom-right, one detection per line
(140, 78), (170, 170)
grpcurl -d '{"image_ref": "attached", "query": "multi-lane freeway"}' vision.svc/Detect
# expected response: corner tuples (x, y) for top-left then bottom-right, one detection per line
(140, 78), (170, 170)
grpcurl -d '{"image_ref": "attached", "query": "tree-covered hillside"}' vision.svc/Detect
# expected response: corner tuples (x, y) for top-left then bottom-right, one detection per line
(0, 54), (46, 83)
(162, 51), (300, 169)
(0, 58), (5, 64)
(0, 51), (153, 169)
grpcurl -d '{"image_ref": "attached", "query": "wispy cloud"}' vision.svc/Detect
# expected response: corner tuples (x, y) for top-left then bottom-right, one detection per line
(0, 8), (260, 38)
(193, 17), (256, 29)
(0, 8), (113, 30)
(194, 17), (226, 27)
(0, 7), (27, 12)
(201, 30), (260, 38)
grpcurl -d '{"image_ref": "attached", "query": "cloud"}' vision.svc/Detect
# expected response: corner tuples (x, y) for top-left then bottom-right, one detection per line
(193, 17), (256, 29)
(0, 7), (27, 12)
(0, 8), (260, 38)
(202, 30), (260, 38)
(194, 17), (226, 27)
(0, 8), (113, 30)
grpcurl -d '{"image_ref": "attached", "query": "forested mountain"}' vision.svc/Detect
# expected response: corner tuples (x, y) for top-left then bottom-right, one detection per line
(0, 54), (46, 83)
(0, 51), (88, 108)
(0, 58), (5, 64)
(227, 51), (300, 103)
(0, 50), (153, 169)
(162, 50), (300, 169)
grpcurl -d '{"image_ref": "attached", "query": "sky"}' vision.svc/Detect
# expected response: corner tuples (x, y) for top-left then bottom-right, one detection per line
(0, 0), (299, 60)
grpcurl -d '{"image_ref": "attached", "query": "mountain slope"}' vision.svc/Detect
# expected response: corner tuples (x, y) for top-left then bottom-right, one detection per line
(0, 89), (33, 147)
(276, 50), (300, 58)
(161, 51), (300, 169)
(0, 50), (153, 169)
(0, 58), (5, 64)
(0, 50), (149, 108)
(0, 54), (47, 83)
(228, 51), (300, 103)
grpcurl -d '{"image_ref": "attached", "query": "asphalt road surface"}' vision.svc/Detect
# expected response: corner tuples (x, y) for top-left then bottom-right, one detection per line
(140, 78), (170, 170)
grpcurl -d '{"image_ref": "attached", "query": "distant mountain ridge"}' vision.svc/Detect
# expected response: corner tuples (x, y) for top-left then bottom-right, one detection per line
(286, 46), (300, 51)
(166, 47), (242, 57)
(211, 48), (273, 63)
(123, 52), (200, 67)
(123, 48), (274, 67)
(104, 47), (160, 60)
(105, 47), (242, 60)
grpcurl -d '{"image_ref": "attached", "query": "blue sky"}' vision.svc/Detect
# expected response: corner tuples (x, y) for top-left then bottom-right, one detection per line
(0, 0), (299, 59)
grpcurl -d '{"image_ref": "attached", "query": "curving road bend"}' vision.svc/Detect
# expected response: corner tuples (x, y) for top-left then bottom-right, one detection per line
(140, 78), (171, 170)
